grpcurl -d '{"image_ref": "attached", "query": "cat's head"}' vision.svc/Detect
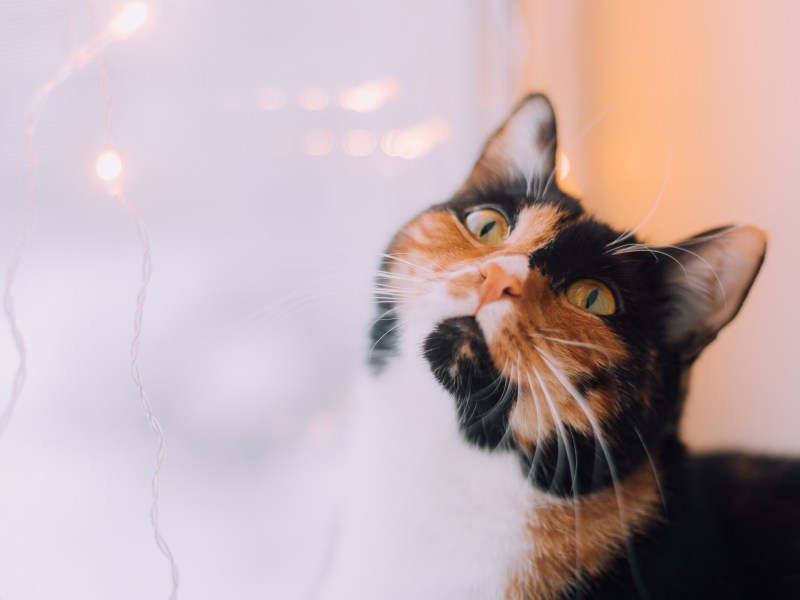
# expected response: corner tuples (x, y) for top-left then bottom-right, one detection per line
(372, 94), (766, 495)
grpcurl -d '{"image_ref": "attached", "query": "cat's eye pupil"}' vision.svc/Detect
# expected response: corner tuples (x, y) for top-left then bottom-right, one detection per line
(585, 288), (599, 309)
(479, 221), (496, 237)
(565, 279), (617, 316)
(464, 209), (509, 245)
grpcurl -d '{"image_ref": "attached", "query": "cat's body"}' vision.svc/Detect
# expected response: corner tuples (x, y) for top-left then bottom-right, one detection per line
(317, 95), (800, 599)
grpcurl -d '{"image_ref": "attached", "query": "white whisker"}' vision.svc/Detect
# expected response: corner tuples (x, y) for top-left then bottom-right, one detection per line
(529, 332), (615, 360)
(632, 425), (668, 518)
(536, 348), (652, 599)
(608, 151), (674, 247)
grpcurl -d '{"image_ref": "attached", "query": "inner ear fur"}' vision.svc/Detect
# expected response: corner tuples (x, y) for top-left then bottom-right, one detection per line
(659, 225), (767, 362)
(459, 93), (558, 194)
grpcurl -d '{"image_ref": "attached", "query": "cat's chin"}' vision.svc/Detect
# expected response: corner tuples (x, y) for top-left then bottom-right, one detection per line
(422, 316), (514, 448)
(474, 297), (515, 341)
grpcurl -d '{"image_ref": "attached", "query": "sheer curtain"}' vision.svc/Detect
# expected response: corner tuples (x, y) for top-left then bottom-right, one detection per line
(0, 1), (528, 598)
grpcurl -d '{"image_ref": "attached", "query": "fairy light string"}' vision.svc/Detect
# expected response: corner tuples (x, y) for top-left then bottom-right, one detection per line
(0, 1), (148, 432)
(89, 3), (181, 597)
(1, 3), (179, 598)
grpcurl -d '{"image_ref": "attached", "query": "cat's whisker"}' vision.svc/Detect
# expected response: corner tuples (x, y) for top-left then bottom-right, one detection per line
(529, 332), (615, 361)
(381, 252), (441, 273)
(229, 284), (416, 335)
(608, 151), (674, 247)
(489, 358), (522, 454)
(532, 366), (577, 494)
(632, 425), (668, 518)
(522, 370), (546, 488)
(241, 291), (363, 333)
(608, 245), (690, 281)
(654, 244), (727, 307)
(464, 361), (516, 439)
(532, 363), (584, 580)
(537, 103), (616, 202)
(374, 269), (429, 284)
(536, 348), (652, 599)
(611, 243), (725, 303)
(368, 319), (406, 361)
(367, 305), (401, 332)
(606, 243), (660, 263)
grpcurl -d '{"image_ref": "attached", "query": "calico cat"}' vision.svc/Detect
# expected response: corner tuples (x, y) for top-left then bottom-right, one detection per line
(317, 94), (800, 599)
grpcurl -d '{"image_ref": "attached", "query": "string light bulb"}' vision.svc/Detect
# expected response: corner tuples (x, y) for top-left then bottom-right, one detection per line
(96, 150), (123, 182)
(109, 2), (149, 39)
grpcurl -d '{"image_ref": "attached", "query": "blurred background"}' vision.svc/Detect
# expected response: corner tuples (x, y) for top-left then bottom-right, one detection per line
(0, 1), (797, 598)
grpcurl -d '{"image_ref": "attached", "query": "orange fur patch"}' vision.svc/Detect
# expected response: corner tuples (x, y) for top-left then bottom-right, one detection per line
(505, 462), (664, 600)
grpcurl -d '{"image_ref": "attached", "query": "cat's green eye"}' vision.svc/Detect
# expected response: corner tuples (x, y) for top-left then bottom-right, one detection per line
(464, 209), (509, 245)
(565, 279), (617, 316)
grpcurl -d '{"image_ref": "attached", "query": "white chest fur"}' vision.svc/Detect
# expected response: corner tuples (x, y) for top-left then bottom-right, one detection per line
(318, 352), (537, 600)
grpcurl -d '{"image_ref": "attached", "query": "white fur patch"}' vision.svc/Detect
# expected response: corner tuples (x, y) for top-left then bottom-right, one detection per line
(318, 355), (537, 600)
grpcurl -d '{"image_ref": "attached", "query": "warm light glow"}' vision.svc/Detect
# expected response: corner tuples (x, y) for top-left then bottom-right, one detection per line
(96, 150), (123, 182)
(339, 77), (400, 113)
(109, 2), (149, 39)
(342, 129), (376, 157)
(381, 117), (451, 160)
(298, 87), (330, 110)
(557, 151), (571, 181)
(258, 87), (285, 110)
(304, 129), (335, 156)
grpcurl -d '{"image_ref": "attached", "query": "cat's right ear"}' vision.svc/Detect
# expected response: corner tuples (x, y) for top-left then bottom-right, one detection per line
(660, 225), (767, 363)
(459, 94), (558, 193)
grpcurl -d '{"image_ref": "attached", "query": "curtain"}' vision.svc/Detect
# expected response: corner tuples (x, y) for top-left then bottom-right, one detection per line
(0, 1), (528, 597)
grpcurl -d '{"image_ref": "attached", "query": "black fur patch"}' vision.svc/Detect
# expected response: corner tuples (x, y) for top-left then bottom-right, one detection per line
(563, 444), (800, 599)
(423, 317), (516, 449)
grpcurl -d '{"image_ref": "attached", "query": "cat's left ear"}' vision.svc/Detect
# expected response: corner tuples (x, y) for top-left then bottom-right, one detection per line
(459, 93), (558, 192)
(660, 225), (767, 362)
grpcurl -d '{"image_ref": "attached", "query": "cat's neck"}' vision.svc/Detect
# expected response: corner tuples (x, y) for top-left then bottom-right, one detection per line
(326, 351), (668, 600)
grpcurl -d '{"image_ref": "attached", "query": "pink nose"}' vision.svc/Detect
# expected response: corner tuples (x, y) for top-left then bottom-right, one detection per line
(476, 262), (523, 312)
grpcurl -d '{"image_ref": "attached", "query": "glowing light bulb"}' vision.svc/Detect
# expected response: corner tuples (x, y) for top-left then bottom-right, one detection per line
(110, 2), (149, 39)
(96, 150), (123, 182)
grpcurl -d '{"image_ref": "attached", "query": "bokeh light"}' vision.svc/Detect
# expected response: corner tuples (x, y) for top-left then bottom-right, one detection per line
(298, 87), (330, 110)
(339, 77), (400, 113)
(381, 117), (450, 160)
(342, 129), (376, 157)
(304, 129), (335, 156)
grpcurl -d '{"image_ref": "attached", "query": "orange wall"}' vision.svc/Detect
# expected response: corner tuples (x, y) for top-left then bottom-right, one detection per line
(520, 0), (800, 452)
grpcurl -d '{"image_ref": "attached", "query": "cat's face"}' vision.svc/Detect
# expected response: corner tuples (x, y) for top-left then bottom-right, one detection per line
(372, 95), (766, 495)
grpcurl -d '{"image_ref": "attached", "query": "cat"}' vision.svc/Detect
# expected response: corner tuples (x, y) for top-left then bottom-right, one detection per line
(316, 94), (800, 599)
